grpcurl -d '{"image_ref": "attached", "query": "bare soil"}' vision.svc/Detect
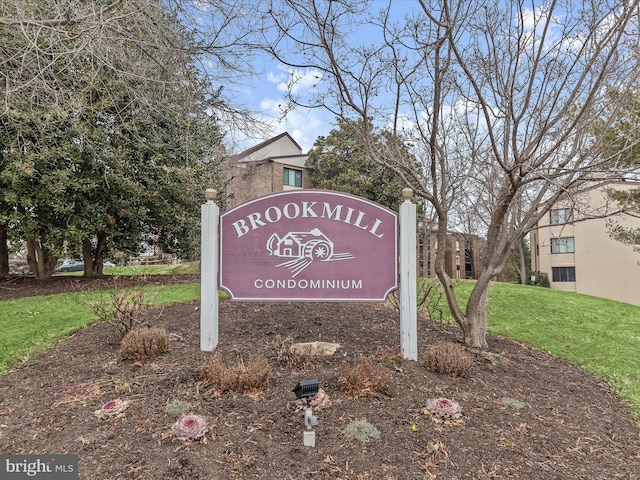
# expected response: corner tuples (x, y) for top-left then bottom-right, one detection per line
(1, 275), (639, 479)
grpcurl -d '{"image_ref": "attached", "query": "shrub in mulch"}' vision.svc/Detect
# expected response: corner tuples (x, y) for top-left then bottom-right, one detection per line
(337, 355), (391, 398)
(172, 414), (209, 441)
(422, 342), (471, 377)
(344, 419), (381, 443)
(201, 352), (271, 396)
(423, 397), (463, 424)
(84, 284), (161, 336)
(94, 398), (129, 420)
(118, 327), (168, 362)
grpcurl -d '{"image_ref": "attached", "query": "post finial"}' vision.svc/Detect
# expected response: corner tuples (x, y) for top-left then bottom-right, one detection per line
(205, 188), (217, 202)
(402, 188), (414, 201)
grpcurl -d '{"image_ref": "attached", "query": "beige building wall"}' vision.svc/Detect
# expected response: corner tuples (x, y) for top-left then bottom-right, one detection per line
(226, 159), (311, 207)
(532, 183), (640, 306)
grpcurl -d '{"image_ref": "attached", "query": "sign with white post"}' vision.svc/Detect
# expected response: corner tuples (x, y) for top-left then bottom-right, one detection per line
(200, 188), (417, 359)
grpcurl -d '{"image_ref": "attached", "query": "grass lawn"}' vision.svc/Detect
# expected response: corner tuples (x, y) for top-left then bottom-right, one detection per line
(0, 283), (200, 374)
(2, 273), (640, 418)
(442, 280), (640, 417)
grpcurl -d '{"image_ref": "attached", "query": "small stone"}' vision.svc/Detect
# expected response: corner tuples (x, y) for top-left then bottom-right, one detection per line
(290, 341), (341, 357)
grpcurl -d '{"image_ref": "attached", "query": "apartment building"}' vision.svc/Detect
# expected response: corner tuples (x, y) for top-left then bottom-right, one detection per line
(225, 132), (311, 207)
(530, 182), (640, 306)
(418, 230), (482, 280)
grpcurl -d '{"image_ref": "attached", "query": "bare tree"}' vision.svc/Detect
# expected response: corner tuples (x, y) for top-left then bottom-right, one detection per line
(262, 0), (640, 348)
(0, 0), (266, 131)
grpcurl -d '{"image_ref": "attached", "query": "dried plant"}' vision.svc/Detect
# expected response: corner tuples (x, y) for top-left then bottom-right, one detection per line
(172, 414), (208, 441)
(274, 336), (311, 367)
(119, 327), (168, 362)
(419, 440), (450, 479)
(377, 346), (403, 365)
(202, 352), (270, 396)
(224, 449), (255, 473)
(83, 281), (162, 336)
(337, 355), (391, 398)
(387, 279), (445, 322)
(422, 342), (472, 378)
(55, 381), (102, 407)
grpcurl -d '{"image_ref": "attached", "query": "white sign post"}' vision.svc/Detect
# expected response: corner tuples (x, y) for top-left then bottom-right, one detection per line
(200, 189), (219, 351)
(399, 188), (417, 360)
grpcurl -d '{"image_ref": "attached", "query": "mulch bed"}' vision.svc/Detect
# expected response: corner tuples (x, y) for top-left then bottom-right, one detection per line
(0, 275), (639, 479)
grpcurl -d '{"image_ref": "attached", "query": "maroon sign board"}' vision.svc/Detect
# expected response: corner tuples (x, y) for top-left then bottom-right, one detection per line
(219, 190), (398, 301)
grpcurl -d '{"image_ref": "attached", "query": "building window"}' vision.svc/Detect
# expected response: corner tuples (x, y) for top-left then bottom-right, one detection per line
(283, 168), (302, 187)
(550, 208), (573, 225)
(550, 237), (575, 254)
(552, 266), (576, 282)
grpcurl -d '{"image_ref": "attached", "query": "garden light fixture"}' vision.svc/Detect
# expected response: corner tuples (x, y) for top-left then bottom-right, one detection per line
(292, 379), (319, 447)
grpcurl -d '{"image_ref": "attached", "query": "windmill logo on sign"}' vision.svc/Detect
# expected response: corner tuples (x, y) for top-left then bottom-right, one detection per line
(266, 228), (354, 277)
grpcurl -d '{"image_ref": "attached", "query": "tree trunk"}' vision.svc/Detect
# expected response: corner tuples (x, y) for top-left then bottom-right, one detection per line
(0, 225), (8, 278)
(82, 236), (107, 277)
(517, 242), (527, 285)
(25, 237), (57, 280)
(438, 270), (490, 349)
(462, 281), (490, 349)
(432, 208), (491, 349)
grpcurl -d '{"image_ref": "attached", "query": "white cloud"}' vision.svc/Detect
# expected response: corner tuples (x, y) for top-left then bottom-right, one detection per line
(266, 66), (324, 95)
(226, 95), (330, 154)
(228, 66), (332, 154)
(258, 97), (284, 113)
(266, 71), (287, 85)
(260, 98), (329, 151)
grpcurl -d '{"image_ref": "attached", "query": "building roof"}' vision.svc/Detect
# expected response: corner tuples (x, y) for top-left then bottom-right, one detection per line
(229, 132), (303, 162)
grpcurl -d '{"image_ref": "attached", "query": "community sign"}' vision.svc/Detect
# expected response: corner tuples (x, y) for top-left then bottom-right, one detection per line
(219, 190), (398, 301)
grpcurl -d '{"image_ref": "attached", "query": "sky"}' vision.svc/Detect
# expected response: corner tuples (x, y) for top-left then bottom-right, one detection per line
(221, 0), (580, 156)
(223, 0), (419, 155)
(235, 65), (331, 154)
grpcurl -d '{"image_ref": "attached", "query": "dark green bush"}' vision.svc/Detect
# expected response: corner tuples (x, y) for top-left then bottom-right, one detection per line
(531, 271), (550, 287)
